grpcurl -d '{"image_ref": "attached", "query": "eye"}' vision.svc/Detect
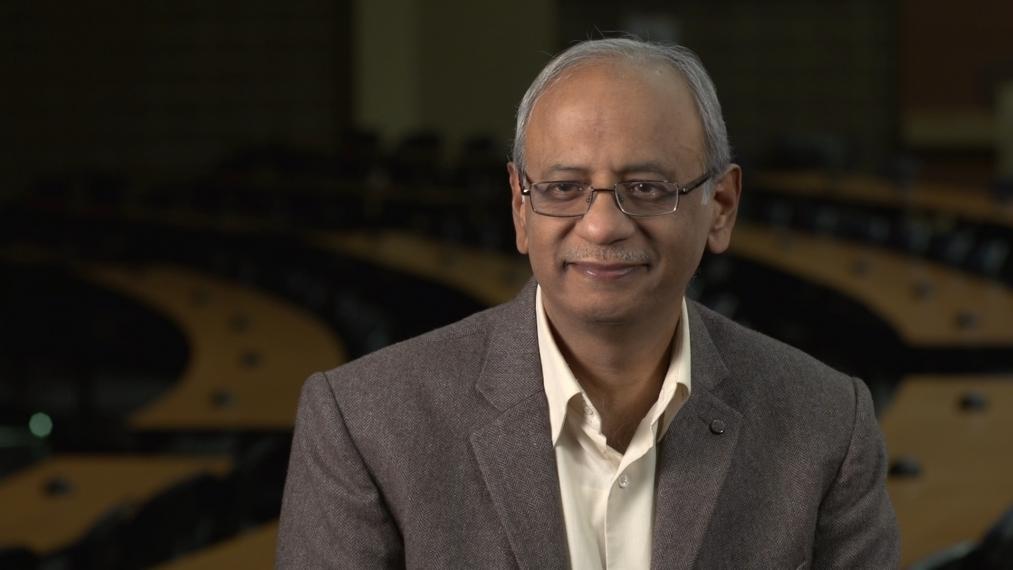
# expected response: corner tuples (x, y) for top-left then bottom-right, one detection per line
(546, 182), (584, 193)
(540, 182), (586, 195)
(625, 181), (672, 197)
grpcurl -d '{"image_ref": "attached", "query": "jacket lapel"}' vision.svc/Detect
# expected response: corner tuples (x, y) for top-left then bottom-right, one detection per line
(651, 301), (743, 569)
(470, 280), (570, 569)
(468, 287), (744, 569)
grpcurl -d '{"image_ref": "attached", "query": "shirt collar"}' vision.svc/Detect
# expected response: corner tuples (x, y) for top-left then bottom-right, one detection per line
(536, 285), (692, 446)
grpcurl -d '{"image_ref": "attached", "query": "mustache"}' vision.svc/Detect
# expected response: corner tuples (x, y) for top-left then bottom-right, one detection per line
(561, 247), (651, 264)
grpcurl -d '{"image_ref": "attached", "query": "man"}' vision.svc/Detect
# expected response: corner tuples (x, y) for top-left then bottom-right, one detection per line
(277, 38), (899, 568)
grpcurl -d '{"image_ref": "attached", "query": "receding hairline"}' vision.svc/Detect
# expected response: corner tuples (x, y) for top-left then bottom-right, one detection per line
(512, 38), (732, 184)
(538, 54), (694, 96)
(521, 56), (707, 168)
(534, 54), (697, 103)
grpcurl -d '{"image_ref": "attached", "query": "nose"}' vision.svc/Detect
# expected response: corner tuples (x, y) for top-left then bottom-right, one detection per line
(574, 188), (636, 245)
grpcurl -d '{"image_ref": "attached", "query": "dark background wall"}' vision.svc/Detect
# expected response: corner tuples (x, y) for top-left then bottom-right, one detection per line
(559, 0), (897, 172)
(2, 0), (1011, 201)
(2, 1), (352, 194)
(899, 0), (1013, 183)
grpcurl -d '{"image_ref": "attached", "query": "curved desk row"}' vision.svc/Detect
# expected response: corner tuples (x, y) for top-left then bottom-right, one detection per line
(0, 455), (231, 554)
(0, 253), (344, 561)
(0, 244), (348, 430)
(86, 264), (346, 430)
(752, 171), (1013, 229)
(882, 375), (1013, 567)
(155, 522), (277, 570)
(51, 204), (1013, 350)
(316, 226), (1013, 349)
(730, 224), (1013, 347)
(311, 229), (531, 307)
(5, 212), (1009, 566)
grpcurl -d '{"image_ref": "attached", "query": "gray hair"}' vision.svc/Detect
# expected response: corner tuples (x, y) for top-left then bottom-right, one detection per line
(512, 38), (731, 184)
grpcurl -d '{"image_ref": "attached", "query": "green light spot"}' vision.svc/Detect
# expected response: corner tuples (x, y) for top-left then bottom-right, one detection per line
(29, 413), (53, 438)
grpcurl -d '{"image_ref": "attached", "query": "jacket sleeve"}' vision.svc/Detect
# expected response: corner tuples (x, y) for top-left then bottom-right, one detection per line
(276, 372), (404, 569)
(811, 377), (900, 568)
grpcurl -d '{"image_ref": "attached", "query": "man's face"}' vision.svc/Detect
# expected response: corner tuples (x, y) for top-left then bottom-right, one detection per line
(509, 60), (740, 327)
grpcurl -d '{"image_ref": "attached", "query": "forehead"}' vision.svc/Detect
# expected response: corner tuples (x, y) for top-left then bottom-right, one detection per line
(524, 59), (706, 175)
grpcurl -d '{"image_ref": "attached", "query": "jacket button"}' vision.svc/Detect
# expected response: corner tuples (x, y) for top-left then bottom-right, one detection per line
(709, 419), (726, 435)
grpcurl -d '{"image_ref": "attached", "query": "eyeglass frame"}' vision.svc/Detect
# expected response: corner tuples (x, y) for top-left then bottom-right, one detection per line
(520, 169), (714, 218)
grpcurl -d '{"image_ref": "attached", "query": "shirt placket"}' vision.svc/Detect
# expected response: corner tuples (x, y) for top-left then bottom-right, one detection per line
(603, 412), (658, 569)
(576, 392), (656, 570)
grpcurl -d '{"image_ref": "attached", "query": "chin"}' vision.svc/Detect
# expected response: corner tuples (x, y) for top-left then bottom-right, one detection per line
(568, 297), (644, 326)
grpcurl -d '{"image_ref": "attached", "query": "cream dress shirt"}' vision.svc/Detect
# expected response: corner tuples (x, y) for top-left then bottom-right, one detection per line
(536, 286), (692, 570)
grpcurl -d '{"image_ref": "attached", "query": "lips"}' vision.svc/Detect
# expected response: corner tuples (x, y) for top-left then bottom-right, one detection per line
(566, 262), (646, 280)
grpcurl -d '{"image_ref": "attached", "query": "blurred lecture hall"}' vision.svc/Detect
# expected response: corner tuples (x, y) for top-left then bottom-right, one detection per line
(2, 1), (1013, 569)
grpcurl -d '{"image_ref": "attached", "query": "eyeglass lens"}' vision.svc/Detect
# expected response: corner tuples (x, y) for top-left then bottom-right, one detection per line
(529, 182), (679, 216)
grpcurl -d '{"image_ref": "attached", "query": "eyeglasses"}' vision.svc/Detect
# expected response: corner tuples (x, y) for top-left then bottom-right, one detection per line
(521, 170), (713, 217)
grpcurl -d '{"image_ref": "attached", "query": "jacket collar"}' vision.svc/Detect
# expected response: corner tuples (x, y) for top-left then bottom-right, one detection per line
(651, 300), (742, 569)
(470, 281), (742, 569)
(470, 279), (570, 569)
(474, 282), (733, 408)
(474, 278), (544, 411)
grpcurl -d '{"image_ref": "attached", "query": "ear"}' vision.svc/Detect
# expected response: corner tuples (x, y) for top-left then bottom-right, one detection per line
(706, 164), (742, 254)
(507, 161), (530, 255)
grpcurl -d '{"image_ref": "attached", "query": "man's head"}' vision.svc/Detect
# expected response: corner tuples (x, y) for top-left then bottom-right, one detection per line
(512, 38), (733, 198)
(508, 38), (741, 328)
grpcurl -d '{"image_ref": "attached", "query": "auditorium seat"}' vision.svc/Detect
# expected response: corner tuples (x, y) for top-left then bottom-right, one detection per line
(336, 127), (382, 182)
(935, 228), (978, 268)
(0, 547), (39, 570)
(971, 237), (1010, 279)
(453, 134), (506, 195)
(762, 132), (852, 171)
(228, 435), (292, 530)
(913, 507), (1013, 570)
(747, 171), (1013, 286)
(119, 473), (231, 569)
(389, 130), (445, 187)
(47, 503), (131, 569)
(0, 261), (187, 449)
(899, 216), (935, 255)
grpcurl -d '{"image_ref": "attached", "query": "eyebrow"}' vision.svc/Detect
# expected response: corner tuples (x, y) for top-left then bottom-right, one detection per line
(541, 164), (587, 177)
(541, 162), (676, 179)
(620, 162), (675, 178)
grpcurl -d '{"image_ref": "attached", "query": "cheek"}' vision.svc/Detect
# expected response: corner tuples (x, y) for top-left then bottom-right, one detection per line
(525, 225), (553, 265)
(524, 221), (570, 271)
(651, 225), (708, 280)
(679, 231), (710, 276)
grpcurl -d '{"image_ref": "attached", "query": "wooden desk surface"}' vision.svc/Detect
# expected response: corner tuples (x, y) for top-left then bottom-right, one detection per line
(730, 224), (1013, 346)
(85, 264), (346, 430)
(881, 376), (1013, 567)
(752, 170), (1013, 228)
(315, 227), (1013, 347)
(154, 522), (278, 570)
(0, 455), (231, 553)
(311, 230), (531, 306)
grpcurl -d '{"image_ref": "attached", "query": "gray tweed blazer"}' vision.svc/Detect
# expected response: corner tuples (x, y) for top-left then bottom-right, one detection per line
(277, 280), (899, 569)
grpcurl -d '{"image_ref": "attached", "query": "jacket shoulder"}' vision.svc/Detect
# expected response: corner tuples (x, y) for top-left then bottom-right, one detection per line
(324, 302), (507, 393)
(690, 300), (865, 428)
(693, 300), (856, 389)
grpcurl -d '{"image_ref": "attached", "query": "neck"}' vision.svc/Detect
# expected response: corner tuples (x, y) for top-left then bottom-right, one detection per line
(545, 301), (680, 452)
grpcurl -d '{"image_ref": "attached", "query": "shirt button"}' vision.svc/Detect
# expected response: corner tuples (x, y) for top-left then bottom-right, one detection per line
(618, 473), (630, 488)
(583, 404), (594, 416)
